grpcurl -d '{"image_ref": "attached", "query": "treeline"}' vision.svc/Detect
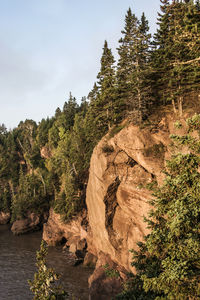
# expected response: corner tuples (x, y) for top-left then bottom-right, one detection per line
(0, 0), (199, 222)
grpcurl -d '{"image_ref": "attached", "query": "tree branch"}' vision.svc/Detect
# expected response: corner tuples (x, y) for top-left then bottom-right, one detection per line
(172, 57), (200, 66)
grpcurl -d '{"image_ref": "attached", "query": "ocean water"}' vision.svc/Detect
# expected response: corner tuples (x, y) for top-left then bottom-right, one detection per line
(0, 225), (92, 300)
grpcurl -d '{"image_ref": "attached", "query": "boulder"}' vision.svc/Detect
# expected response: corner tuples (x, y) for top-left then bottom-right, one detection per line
(83, 252), (98, 268)
(11, 212), (41, 235)
(43, 208), (88, 249)
(88, 253), (124, 300)
(0, 211), (11, 225)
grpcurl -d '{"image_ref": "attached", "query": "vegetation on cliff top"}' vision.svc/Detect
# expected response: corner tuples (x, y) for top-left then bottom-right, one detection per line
(0, 0), (199, 225)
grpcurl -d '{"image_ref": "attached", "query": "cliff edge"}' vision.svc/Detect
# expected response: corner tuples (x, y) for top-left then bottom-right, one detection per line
(43, 112), (191, 299)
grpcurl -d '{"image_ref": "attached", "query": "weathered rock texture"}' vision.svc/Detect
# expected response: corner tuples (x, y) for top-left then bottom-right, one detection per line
(88, 252), (124, 300)
(86, 114), (189, 275)
(11, 212), (48, 235)
(43, 208), (88, 251)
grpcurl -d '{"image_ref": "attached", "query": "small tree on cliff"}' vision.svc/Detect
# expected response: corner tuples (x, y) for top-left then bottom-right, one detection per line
(140, 115), (200, 299)
(28, 240), (68, 300)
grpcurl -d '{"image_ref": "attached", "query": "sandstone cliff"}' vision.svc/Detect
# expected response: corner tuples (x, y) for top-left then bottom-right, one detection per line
(43, 112), (191, 298)
(85, 113), (189, 271)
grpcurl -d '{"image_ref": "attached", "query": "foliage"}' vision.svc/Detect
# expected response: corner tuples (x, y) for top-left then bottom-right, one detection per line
(151, 0), (200, 113)
(11, 169), (50, 222)
(143, 143), (166, 159)
(103, 264), (120, 279)
(116, 8), (152, 122)
(118, 114), (200, 299)
(28, 240), (68, 299)
(101, 144), (114, 154)
(108, 122), (128, 138)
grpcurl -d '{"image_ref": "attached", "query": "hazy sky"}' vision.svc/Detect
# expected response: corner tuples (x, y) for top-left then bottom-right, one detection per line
(0, 0), (160, 129)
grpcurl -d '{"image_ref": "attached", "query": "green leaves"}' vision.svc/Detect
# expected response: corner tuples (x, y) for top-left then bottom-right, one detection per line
(119, 114), (200, 299)
(28, 240), (68, 299)
(117, 9), (152, 121)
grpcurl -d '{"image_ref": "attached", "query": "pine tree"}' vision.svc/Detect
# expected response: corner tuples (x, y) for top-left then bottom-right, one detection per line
(62, 92), (78, 130)
(85, 41), (116, 147)
(117, 9), (152, 122)
(84, 83), (100, 158)
(167, 0), (200, 115)
(95, 40), (116, 130)
(151, 0), (172, 106)
(79, 96), (88, 117)
(28, 240), (68, 299)
(131, 13), (152, 121)
(116, 8), (139, 117)
(130, 114), (200, 299)
(152, 0), (200, 113)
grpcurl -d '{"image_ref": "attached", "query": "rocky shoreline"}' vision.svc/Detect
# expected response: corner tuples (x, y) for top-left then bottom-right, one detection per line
(0, 211), (10, 225)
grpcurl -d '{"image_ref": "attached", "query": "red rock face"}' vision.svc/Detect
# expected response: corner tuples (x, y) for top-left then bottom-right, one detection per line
(43, 208), (87, 248)
(86, 114), (189, 273)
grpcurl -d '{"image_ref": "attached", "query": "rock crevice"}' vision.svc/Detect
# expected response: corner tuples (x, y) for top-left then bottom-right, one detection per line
(103, 177), (121, 250)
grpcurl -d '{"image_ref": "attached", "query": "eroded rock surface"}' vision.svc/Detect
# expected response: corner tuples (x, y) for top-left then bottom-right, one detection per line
(11, 212), (47, 235)
(43, 208), (87, 250)
(88, 252), (124, 300)
(86, 114), (186, 274)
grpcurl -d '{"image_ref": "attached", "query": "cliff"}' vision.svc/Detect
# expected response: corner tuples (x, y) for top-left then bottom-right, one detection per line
(43, 112), (191, 299)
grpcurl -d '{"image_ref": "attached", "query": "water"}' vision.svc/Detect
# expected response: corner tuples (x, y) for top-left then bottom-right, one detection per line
(0, 225), (92, 300)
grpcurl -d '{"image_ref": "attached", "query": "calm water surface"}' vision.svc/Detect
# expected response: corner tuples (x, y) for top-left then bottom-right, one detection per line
(0, 225), (92, 300)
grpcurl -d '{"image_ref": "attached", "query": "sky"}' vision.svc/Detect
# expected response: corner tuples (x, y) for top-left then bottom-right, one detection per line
(0, 0), (161, 129)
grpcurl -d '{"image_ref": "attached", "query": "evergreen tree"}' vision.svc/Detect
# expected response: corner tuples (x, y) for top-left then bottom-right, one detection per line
(48, 94), (78, 149)
(28, 240), (68, 299)
(167, 0), (200, 115)
(152, 0), (200, 112)
(54, 161), (79, 222)
(62, 92), (78, 129)
(79, 96), (88, 117)
(151, 0), (172, 105)
(117, 9), (152, 122)
(11, 167), (49, 221)
(116, 8), (139, 117)
(122, 114), (200, 299)
(36, 117), (54, 148)
(95, 40), (116, 130)
(85, 41), (116, 148)
(131, 12), (152, 121)
(55, 107), (62, 119)
(84, 83), (101, 158)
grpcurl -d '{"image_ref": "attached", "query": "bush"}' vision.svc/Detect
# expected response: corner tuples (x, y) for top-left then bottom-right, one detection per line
(28, 240), (68, 300)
